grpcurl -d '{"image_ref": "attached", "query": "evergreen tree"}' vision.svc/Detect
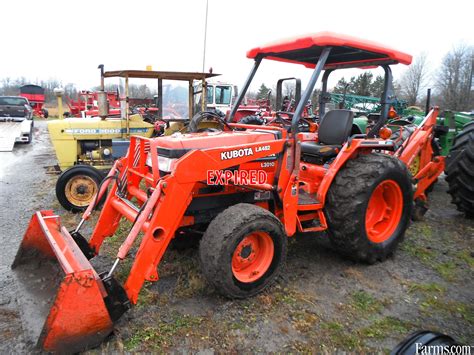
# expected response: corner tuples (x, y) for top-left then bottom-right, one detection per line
(351, 72), (373, 96)
(256, 83), (271, 100)
(370, 75), (385, 97)
(333, 78), (352, 94)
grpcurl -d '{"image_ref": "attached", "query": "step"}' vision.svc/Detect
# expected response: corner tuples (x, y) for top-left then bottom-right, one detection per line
(298, 190), (319, 205)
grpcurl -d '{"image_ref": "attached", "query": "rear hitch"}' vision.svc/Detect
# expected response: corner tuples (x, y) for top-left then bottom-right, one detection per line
(101, 273), (131, 322)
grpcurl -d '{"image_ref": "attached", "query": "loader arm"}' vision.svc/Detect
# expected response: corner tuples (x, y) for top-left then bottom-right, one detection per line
(87, 135), (290, 303)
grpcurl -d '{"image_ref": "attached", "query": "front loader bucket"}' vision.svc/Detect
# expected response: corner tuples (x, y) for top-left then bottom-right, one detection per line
(11, 210), (119, 353)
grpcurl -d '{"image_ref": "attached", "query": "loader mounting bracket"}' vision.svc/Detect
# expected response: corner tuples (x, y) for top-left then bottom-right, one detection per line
(70, 230), (96, 259)
(101, 273), (131, 322)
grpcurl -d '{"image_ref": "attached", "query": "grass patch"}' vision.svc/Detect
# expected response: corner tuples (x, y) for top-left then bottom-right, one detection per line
(174, 268), (206, 298)
(274, 288), (299, 306)
(291, 311), (318, 332)
(433, 262), (457, 282)
(321, 322), (362, 350)
(420, 297), (474, 324)
(359, 317), (412, 339)
(124, 313), (203, 351)
(401, 239), (460, 282)
(401, 239), (433, 262)
(415, 223), (433, 238)
(136, 287), (161, 308)
(456, 250), (474, 268)
(114, 257), (134, 283)
(351, 291), (383, 313)
(272, 287), (317, 309)
(407, 282), (446, 295)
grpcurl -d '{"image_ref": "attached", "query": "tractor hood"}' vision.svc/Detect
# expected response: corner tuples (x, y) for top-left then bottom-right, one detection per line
(47, 115), (154, 140)
(154, 130), (282, 158)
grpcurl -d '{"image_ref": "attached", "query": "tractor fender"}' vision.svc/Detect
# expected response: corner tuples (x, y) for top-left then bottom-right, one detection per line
(352, 116), (367, 134)
(316, 139), (390, 206)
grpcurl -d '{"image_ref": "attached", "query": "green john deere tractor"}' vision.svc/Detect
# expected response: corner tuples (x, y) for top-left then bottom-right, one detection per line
(443, 113), (474, 218)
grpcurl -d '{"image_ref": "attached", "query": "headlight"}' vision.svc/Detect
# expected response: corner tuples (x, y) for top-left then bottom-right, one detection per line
(145, 154), (176, 172)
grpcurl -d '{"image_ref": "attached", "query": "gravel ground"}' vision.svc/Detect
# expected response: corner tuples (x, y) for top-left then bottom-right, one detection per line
(0, 121), (472, 353)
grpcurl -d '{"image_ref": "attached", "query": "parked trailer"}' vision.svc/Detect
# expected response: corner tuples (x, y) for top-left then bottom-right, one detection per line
(19, 85), (48, 118)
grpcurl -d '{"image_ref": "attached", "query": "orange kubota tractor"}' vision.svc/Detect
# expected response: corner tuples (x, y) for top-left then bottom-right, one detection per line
(12, 32), (444, 352)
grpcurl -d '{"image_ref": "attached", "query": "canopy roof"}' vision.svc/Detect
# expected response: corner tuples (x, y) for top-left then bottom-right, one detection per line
(247, 32), (412, 69)
(103, 70), (220, 81)
(19, 84), (45, 95)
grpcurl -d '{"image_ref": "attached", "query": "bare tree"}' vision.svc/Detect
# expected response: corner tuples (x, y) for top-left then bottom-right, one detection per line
(436, 44), (474, 111)
(283, 81), (295, 98)
(401, 52), (429, 106)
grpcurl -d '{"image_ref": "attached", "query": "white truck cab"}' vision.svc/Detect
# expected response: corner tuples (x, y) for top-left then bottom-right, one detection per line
(194, 82), (238, 114)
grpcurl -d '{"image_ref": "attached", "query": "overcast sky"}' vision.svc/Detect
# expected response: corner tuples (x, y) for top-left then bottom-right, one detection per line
(1, 0), (473, 92)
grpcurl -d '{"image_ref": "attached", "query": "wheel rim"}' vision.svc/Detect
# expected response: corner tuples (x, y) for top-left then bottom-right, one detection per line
(232, 231), (274, 283)
(64, 175), (98, 207)
(365, 180), (403, 243)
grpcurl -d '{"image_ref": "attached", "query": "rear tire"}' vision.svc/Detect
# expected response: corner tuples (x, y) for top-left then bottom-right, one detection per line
(42, 108), (49, 119)
(325, 153), (413, 263)
(238, 115), (265, 125)
(445, 121), (474, 218)
(199, 203), (287, 298)
(56, 165), (104, 213)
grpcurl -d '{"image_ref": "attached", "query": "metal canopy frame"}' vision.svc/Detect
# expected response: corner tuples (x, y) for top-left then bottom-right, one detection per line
(227, 46), (399, 176)
(102, 70), (219, 81)
(229, 46), (396, 138)
(98, 66), (221, 133)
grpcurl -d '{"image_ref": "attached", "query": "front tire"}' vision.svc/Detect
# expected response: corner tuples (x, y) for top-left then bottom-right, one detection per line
(199, 203), (287, 298)
(56, 165), (104, 212)
(445, 121), (474, 218)
(326, 153), (413, 263)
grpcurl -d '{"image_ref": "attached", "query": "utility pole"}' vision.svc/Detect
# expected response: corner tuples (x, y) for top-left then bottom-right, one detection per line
(202, 0), (209, 73)
(468, 57), (473, 108)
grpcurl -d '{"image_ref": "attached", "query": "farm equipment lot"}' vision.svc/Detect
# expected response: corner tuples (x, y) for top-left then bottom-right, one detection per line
(0, 122), (472, 353)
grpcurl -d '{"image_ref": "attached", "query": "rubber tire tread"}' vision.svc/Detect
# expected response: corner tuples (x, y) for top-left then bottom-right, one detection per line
(238, 115), (265, 125)
(56, 165), (104, 213)
(199, 203), (287, 299)
(325, 153), (413, 263)
(445, 121), (474, 218)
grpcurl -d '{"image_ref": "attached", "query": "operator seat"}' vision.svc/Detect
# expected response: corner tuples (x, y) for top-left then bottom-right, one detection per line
(301, 109), (354, 164)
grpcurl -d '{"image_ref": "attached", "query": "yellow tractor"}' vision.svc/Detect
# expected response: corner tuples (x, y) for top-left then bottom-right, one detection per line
(50, 66), (220, 211)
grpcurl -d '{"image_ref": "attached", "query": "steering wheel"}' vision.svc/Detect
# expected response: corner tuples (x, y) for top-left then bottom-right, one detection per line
(187, 111), (233, 133)
(268, 112), (312, 132)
